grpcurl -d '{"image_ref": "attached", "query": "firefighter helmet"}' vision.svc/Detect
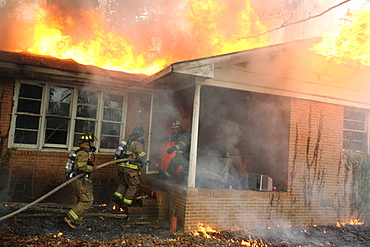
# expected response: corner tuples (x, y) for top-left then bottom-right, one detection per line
(171, 120), (182, 129)
(78, 133), (95, 143)
(131, 126), (144, 138)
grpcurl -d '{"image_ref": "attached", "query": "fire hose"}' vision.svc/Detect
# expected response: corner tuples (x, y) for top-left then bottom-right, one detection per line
(0, 158), (129, 222)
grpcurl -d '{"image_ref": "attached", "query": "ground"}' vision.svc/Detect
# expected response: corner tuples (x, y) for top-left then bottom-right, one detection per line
(1, 206), (370, 247)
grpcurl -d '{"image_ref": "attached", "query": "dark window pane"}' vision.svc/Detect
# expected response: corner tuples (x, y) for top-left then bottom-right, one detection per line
(77, 105), (97, 118)
(101, 122), (120, 135)
(104, 94), (123, 107)
(354, 142), (366, 152)
(354, 122), (366, 131)
(14, 130), (37, 144)
(353, 132), (366, 141)
(17, 99), (41, 114)
(46, 117), (69, 130)
(344, 120), (365, 131)
(100, 136), (119, 149)
(344, 120), (354, 130)
(75, 120), (96, 133)
(45, 129), (67, 144)
(16, 115), (39, 129)
(103, 108), (122, 121)
(48, 102), (70, 116)
(78, 91), (98, 105)
(344, 110), (366, 121)
(44, 117), (69, 144)
(73, 134), (79, 146)
(19, 84), (42, 99)
(343, 130), (353, 140)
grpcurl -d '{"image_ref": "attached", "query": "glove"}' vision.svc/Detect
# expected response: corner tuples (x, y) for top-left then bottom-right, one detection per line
(88, 165), (95, 173)
(145, 160), (151, 166)
(167, 147), (176, 154)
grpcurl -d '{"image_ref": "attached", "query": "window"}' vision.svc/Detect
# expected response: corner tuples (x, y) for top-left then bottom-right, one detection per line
(45, 86), (72, 146)
(100, 94), (124, 149)
(10, 80), (127, 152)
(343, 107), (368, 152)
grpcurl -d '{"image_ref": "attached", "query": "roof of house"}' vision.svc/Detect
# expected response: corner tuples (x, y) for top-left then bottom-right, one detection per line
(0, 49), (148, 89)
(2, 37), (370, 108)
(145, 37), (370, 109)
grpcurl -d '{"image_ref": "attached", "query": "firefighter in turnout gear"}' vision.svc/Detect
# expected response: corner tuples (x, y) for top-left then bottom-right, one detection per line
(112, 126), (148, 207)
(159, 120), (191, 179)
(64, 133), (96, 229)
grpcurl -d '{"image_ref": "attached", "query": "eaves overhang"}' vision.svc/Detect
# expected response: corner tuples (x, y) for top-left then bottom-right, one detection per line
(0, 50), (149, 90)
(144, 37), (321, 91)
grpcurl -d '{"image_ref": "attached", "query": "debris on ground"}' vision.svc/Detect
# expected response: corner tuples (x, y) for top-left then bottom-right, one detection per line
(1, 204), (370, 246)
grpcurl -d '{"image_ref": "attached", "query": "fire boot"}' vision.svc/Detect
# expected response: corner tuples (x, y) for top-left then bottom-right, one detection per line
(64, 217), (80, 229)
(112, 195), (122, 205)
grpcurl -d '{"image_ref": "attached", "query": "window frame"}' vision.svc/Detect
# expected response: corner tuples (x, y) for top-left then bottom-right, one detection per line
(9, 80), (128, 153)
(343, 107), (369, 153)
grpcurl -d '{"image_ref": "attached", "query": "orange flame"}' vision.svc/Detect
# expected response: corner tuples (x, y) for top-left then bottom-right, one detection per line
(312, 7), (370, 68)
(191, 223), (267, 246)
(22, 3), (164, 75)
(191, 222), (217, 238)
(4, 1), (269, 76)
(53, 232), (63, 238)
(336, 219), (364, 227)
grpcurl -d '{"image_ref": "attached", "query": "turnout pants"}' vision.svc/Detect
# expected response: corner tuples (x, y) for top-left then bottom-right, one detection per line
(67, 178), (93, 222)
(114, 166), (141, 205)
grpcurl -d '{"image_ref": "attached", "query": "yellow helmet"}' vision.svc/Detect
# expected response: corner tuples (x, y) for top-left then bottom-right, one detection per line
(171, 120), (182, 129)
(78, 133), (96, 143)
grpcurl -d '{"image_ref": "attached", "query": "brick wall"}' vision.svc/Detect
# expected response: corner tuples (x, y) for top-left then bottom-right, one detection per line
(127, 198), (158, 223)
(0, 79), (13, 138)
(288, 99), (352, 223)
(6, 150), (116, 203)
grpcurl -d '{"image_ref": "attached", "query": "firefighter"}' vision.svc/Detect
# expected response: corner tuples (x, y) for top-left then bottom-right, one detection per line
(112, 126), (149, 207)
(159, 120), (191, 180)
(64, 133), (96, 229)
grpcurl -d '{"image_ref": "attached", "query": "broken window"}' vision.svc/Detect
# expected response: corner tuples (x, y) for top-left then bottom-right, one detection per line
(11, 81), (127, 152)
(45, 86), (71, 146)
(100, 94), (124, 149)
(343, 107), (368, 152)
(73, 90), (98, 146)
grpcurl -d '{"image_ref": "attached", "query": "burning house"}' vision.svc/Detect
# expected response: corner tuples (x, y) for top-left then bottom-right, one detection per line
(1, 36), (370, 232)
(1, 0), (370, 234)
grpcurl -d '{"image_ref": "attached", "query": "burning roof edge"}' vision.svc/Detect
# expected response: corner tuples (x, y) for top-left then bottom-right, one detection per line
(0, 50), (149, 87)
